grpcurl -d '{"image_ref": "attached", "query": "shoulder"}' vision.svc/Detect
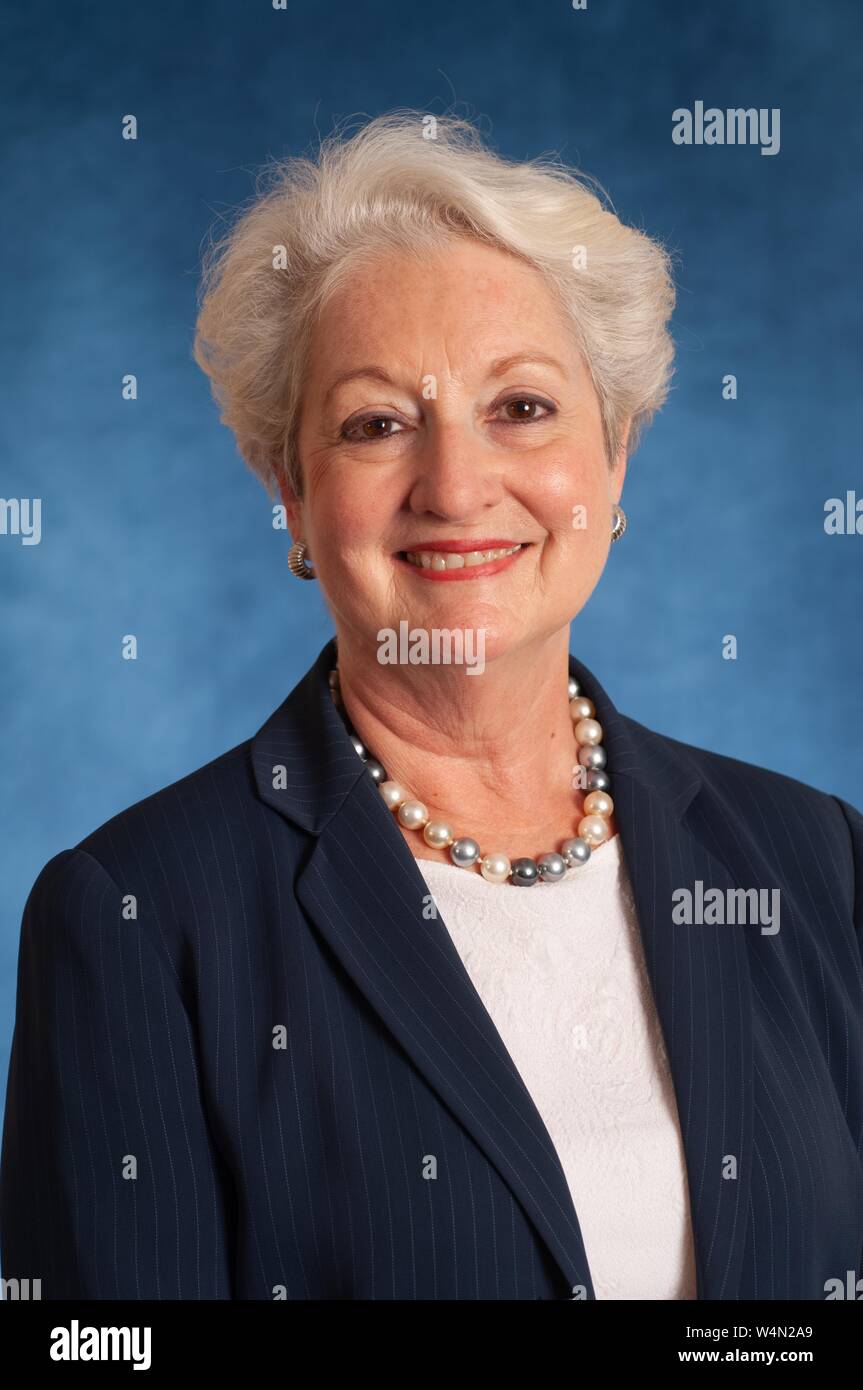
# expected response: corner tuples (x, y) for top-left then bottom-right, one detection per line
(70, 738), (259, 886)
(26, 731), (307, 930)
(620, 712), (863, 893)
(624, 709), (855, 811)
(19, 734), (311, 1008)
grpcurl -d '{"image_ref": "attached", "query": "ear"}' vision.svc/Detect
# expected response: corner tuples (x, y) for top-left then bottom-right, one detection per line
(278, 477), (304, 542)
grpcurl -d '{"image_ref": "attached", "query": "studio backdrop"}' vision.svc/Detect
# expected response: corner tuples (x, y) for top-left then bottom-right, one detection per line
(1, 0), (861, 1110)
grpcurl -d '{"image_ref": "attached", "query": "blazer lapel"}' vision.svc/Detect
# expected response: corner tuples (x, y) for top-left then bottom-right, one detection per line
(252, 638), (754, 1301)
(572, 655), (755, 1301)
(252, 638), (593, 1294)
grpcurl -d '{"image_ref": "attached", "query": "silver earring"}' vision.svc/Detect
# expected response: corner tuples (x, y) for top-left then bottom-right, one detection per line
(287, 539), (316, 580)
(611, 504), (627, 543)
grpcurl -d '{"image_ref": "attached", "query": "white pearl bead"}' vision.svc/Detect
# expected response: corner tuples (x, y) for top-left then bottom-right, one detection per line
(423, 820), (454, 848)
(583, 790), (613, 818)
(398, 800), (428, 829)
(574, 717), (603, 746)
(380, 781), (408, 810)
(569, 696), (595, 721)
(578, 814), (610, 847)
(480, 853), (511, 884)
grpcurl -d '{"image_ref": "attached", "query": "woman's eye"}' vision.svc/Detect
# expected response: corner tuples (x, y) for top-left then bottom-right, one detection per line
(341, 397), (554, 442)
(498, 397), (555, 423)
(342, 415), (404, 443)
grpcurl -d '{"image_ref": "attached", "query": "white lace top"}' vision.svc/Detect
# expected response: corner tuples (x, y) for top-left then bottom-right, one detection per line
(415, 833), (698, 1300)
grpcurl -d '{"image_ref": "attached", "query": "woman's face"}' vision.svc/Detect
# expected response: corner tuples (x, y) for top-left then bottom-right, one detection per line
(283, 237), (627, 667)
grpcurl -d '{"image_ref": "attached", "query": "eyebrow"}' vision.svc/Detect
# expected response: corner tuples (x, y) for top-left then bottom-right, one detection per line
(321, 352), (568, 409)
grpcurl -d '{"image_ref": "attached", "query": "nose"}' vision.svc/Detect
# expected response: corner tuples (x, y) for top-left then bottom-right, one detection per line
(406, 420), (506, 520)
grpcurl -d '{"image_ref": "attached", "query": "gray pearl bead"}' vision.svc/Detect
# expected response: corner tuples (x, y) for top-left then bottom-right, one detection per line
(350, 733), (367, 761)
(537, 852), (567, 883)
(568, 676), (580, 699)
(365, 759), (387, 785)
(451, 837), (480, 868)
(511, 857), (539, 886)
(561, 837), (591, 867)
(586, 769), (611, 793)
(578, 744), (607, 770)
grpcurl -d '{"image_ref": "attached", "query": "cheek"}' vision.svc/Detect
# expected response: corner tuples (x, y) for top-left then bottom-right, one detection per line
(527, 448), (611, 543)
(303, 452), (367, 539)
(305, 473), (396, 584)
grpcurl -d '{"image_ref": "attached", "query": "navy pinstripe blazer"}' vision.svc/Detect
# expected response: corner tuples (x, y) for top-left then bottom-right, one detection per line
(2, 636), (863, 1300)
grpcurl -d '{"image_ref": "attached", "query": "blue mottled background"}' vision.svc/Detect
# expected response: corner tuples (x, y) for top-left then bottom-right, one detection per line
(1, 0), (861, 1096)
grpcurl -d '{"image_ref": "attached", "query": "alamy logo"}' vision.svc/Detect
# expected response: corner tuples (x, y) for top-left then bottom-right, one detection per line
(824, 1270), (862, 1299)
(672, 101), (780, 156)
(0, 497), (41, 544)
(1, 1276), (41, 1299)
(50, 1320), (151, 1370)
(672, 882), (780, 935)
(377, 622), (487, 674)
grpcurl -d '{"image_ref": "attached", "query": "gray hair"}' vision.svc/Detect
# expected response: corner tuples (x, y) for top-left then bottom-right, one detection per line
(193, 109), (676, 498)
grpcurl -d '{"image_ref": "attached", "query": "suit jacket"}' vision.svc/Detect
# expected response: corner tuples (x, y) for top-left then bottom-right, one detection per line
(2, 636), (862, 1301)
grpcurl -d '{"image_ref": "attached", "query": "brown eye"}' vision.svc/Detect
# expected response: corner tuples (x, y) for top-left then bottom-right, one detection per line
(361, 418), (394, 438)
(341, 414), (405, 443)
(498, 396), (555, 423)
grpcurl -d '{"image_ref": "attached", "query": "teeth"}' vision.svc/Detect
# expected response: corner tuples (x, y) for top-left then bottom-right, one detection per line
(404, 544), (522, 570)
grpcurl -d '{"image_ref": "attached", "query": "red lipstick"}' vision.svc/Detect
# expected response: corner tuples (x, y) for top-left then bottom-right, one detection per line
(394, 540), (530, 582)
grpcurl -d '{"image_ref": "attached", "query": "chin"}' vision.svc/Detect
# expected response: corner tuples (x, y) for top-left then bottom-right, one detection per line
(360, 616), (513, 675)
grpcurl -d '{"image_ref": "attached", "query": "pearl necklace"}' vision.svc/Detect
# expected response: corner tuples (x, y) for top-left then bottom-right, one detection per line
(328, 664), (615, 885)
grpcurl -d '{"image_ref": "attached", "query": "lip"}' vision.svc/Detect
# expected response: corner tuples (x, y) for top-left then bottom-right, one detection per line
(394, 541), (531, 582)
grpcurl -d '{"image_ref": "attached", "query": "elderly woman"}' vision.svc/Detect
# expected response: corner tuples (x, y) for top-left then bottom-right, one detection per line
(2, 112), (862, 1303)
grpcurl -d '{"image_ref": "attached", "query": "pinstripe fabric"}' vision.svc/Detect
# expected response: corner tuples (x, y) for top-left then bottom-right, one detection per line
(2, 636), (862, 1299)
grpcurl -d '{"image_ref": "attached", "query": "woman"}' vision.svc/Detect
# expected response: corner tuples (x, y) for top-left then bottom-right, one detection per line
(2, 112), (862, 1302)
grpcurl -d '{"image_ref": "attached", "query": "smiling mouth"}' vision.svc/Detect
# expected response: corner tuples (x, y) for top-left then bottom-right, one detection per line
(393, 541), (531, 581)
(401, 543), (524, 571)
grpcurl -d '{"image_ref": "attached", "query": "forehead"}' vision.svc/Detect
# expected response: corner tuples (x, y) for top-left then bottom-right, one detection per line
(307, 238), (576, 376)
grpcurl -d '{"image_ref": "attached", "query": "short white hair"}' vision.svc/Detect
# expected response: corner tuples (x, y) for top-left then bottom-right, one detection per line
(193, 109), (676, 497)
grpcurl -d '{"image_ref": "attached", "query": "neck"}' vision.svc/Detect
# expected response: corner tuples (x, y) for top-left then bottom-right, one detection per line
(332, 628), (584, 847)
